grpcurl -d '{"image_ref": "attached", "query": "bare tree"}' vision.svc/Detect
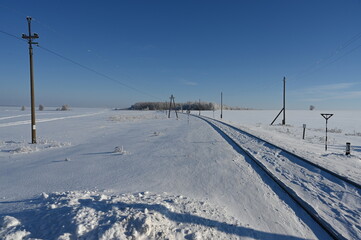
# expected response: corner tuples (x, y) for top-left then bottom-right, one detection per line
(57, 105), (70, 111)
(61, 105), (69, 111)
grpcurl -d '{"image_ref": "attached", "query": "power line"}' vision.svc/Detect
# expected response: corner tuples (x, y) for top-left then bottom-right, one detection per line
(0, 29), (163, 101)
(31, 18), (150, 95)
(289, 30), (361, 81)
(36, 45), (162, 101)
(0, 29), (26, 42)
(294, 42), (361, 80)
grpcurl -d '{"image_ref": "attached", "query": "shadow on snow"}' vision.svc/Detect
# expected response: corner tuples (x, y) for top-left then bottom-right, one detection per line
(0, 196), (309, 240)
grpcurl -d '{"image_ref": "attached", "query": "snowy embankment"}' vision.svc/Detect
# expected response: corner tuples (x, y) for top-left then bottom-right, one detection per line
(0, 107), (339, 239)
(203, 116), (361, 239)
(1, 191), (244, 239)
(203, 110), (361, 184)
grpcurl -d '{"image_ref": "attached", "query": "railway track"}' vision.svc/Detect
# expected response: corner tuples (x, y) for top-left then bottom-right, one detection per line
(196, 115), (361, 240)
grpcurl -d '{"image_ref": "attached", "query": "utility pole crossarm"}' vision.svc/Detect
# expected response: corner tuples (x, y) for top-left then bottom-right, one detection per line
(22, 17), (39, 43)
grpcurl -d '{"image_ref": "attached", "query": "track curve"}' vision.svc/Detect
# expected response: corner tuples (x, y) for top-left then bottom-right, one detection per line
(196, 115), (361, 240)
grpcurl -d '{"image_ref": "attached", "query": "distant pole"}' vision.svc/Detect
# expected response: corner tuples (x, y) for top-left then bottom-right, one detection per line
(173, 95), (178, 119)
(270, 77), (287, 126)
(302, 124), (306, 140)
(22, 17), (39, 144)
(220, 92), (223, 119)
(168, 95), (173, 118)
(168, 95), (178, 119)
(282, 77), (286, 125)
(199, 99), (201, 116)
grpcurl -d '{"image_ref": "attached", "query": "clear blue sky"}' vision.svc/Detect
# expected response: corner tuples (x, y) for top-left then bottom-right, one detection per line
(1, 0), (361, 109)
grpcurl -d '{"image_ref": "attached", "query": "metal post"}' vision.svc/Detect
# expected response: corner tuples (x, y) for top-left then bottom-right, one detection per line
(302, 124), (306, 140)
(346, 142), (351, 155)
(282, 77), (286, 125)
(220, 92), (223, 119)
(22, 17), (39, 144)
(325, 119), (328, 151)
(321, 113), (333, 151)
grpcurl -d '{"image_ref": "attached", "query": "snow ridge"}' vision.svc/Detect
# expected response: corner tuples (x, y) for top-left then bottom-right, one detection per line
(1, 191), (242, 240)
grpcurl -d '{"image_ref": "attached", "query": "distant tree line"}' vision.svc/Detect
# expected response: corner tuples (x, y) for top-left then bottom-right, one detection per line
(20, 104), (69, 111)
(129, 101), (247, 111)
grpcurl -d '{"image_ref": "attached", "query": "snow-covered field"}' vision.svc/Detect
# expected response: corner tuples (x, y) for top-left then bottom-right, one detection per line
(0, 107), (359, 239)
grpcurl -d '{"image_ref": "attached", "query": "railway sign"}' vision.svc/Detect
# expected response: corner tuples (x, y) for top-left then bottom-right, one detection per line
(321, 113), (333, 151)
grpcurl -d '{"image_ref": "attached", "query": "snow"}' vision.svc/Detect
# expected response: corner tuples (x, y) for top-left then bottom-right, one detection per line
(203, 110), (361, 184)
(0, 107), (359, 239)
(0, 216), (30, 240)
(2, 191), (248, 239)
(202, 115), (361, 239)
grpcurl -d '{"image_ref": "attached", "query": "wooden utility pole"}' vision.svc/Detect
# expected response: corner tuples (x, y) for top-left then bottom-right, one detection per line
(174, 96), (178, 119)
(282, 77), (286, 125)
(168, 95), (178, 119)
(199, 99), (201, 116)
(22, 17), (39, 144)
(168, 96), (172, 118)
(221, 92), (223, 119)
(271, 77), (286, 125)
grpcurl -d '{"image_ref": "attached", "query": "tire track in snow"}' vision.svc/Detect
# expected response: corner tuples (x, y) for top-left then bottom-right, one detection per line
(0, 111), (105, 128)
(0, 112), (59, 121)
(0, 114), (31, 121)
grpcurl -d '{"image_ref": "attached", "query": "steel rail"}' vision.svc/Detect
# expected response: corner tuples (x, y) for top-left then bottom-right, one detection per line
(200, 115), (361, 190)
(195, 115), (351, 240)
